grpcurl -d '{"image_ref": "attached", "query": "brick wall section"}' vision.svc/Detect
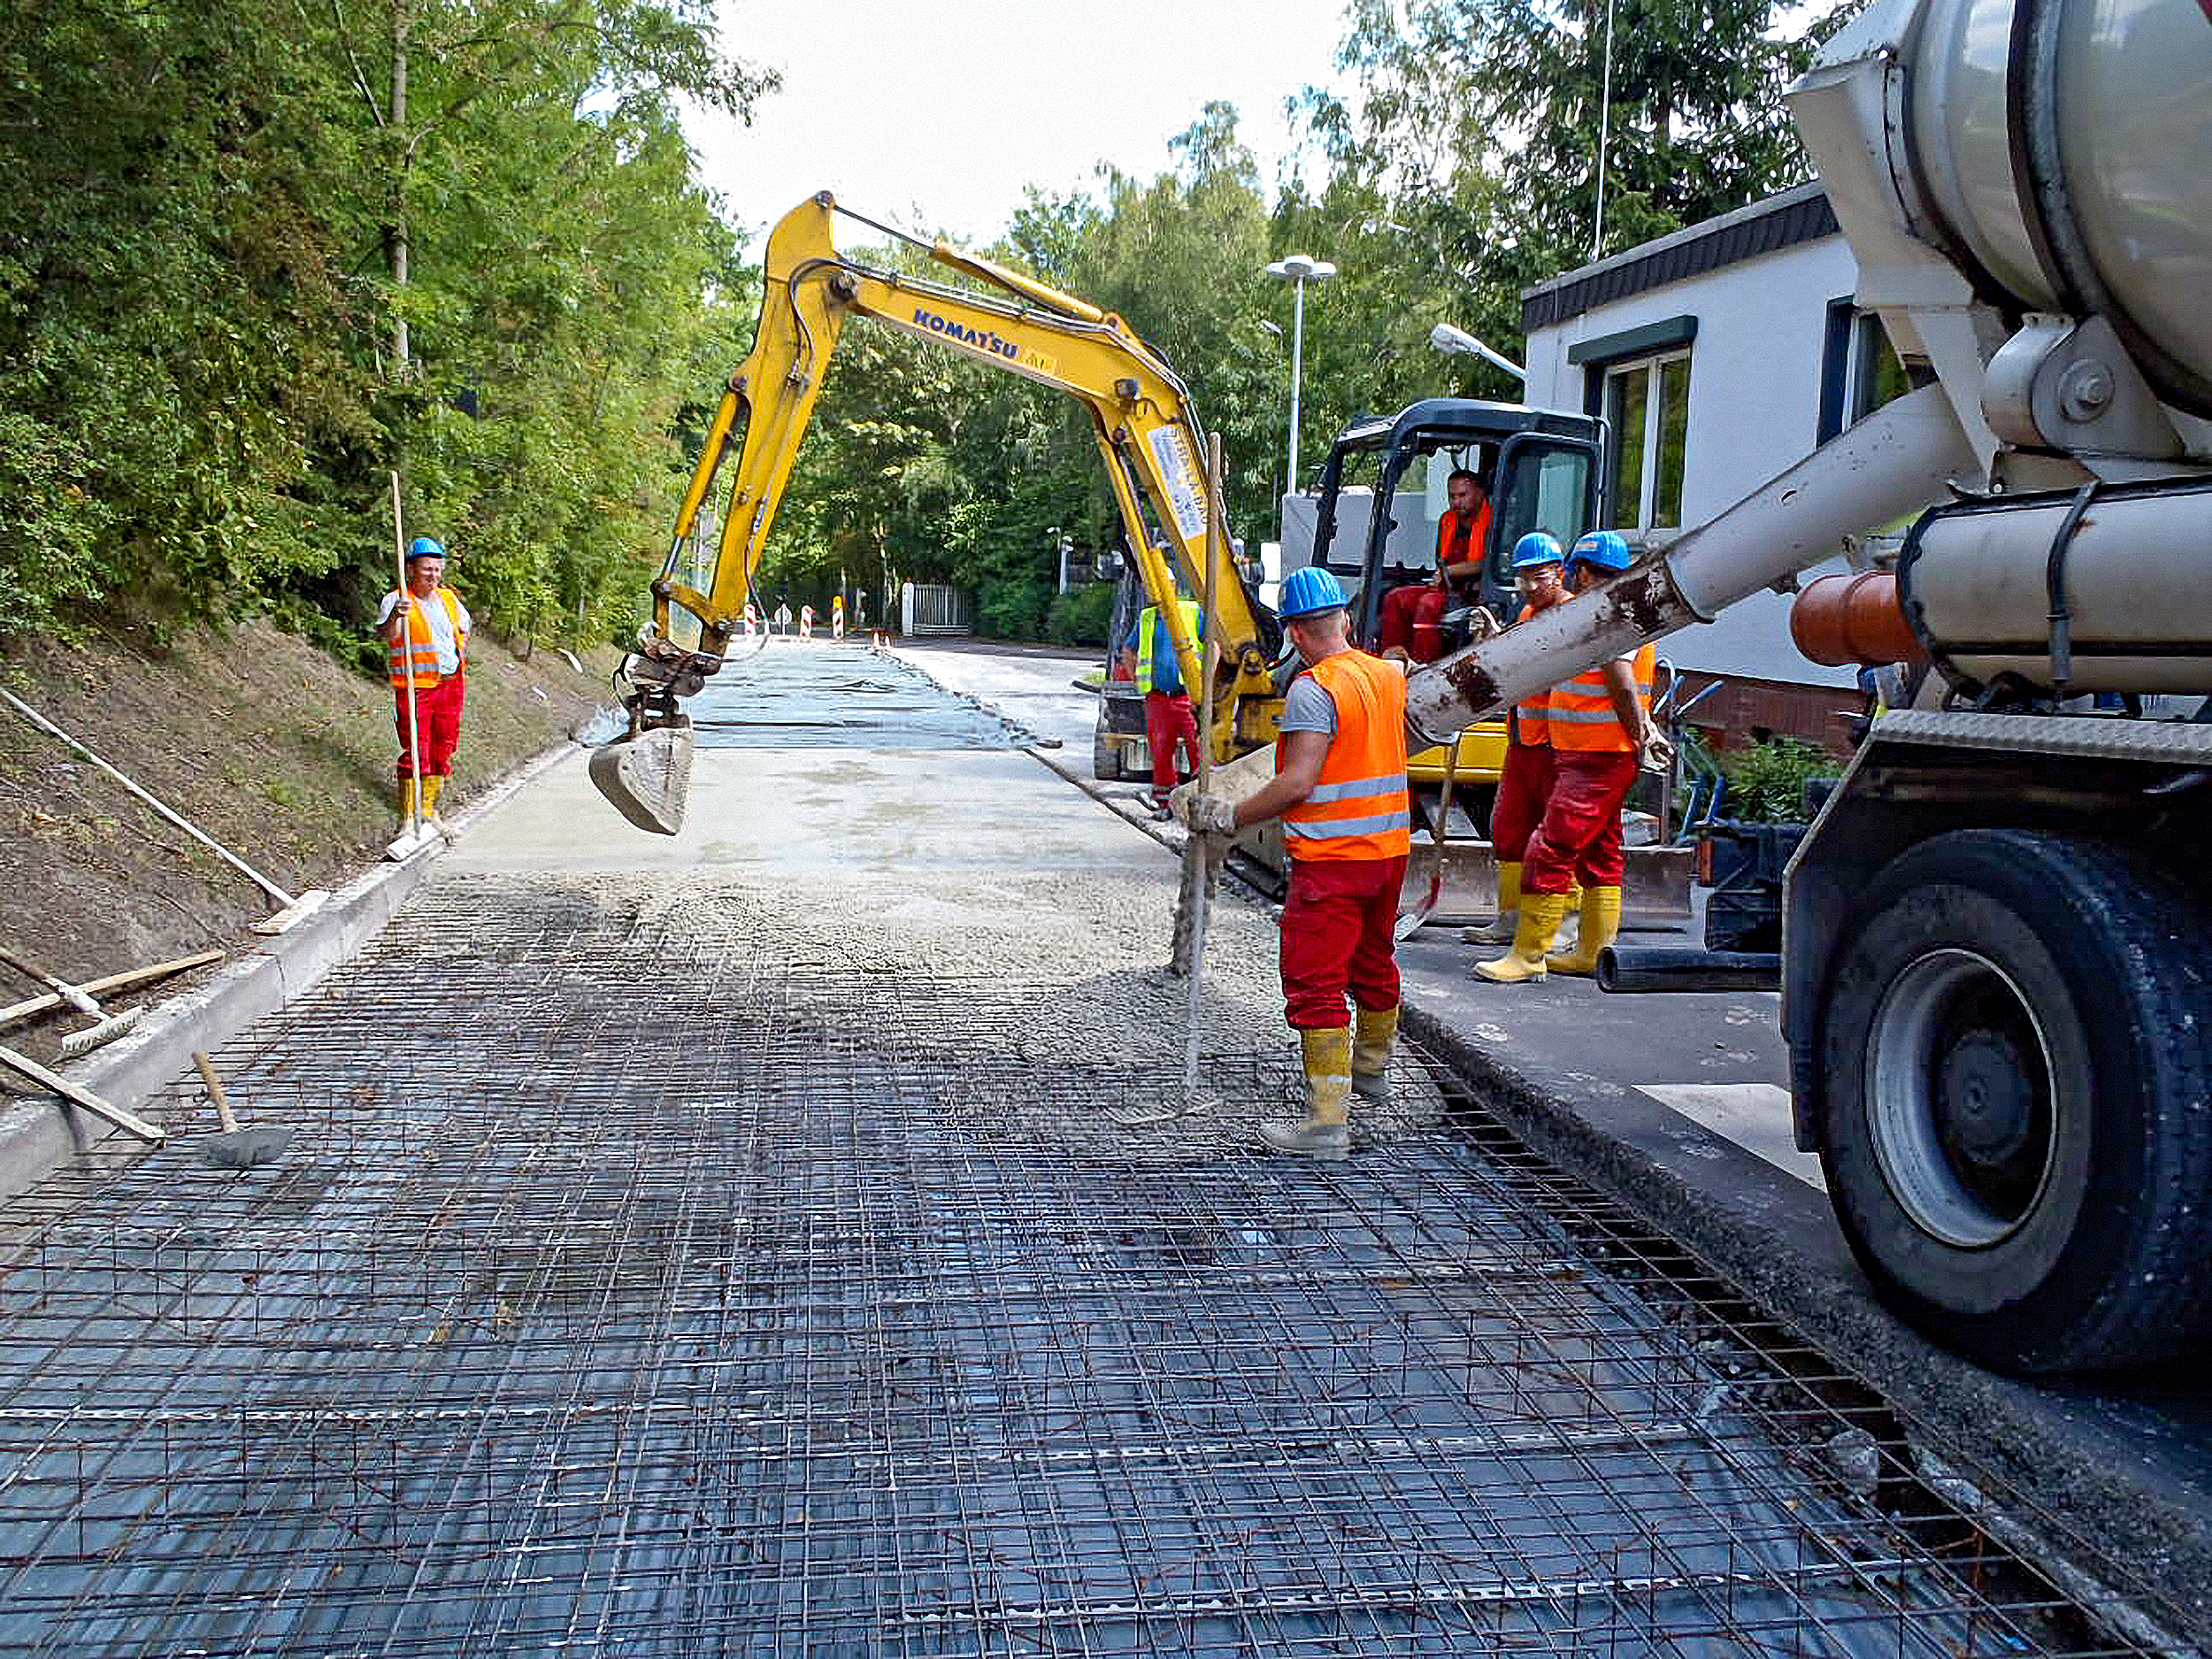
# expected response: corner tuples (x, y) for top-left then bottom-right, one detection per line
(1660, 668), (1866, 761)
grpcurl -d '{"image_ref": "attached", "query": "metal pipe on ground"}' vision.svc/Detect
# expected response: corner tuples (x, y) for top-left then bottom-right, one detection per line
(1596, 945), (1782, 994)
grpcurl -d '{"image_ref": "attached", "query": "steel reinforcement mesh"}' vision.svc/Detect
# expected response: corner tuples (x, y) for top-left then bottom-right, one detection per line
(0, 879), (2171, 1657)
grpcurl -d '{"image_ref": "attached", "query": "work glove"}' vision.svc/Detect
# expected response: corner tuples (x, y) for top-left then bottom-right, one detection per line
(1639, 730), (1677, 774)
(1171, 787), (1238, 837)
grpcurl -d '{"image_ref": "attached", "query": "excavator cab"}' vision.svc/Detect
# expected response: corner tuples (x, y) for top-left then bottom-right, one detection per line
(1299, 399), (1606, 797)
(1304, 398), (1607, 647)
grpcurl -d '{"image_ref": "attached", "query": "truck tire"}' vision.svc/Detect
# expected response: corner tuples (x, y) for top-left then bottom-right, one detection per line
(1817, 829), (2212, 1373)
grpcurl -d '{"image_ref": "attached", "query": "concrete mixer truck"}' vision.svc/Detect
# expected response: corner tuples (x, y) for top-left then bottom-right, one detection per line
(1401, 0), (2212, 1374)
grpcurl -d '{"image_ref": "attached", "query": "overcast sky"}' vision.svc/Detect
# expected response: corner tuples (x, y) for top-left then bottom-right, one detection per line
(687, 0), (1357, 249)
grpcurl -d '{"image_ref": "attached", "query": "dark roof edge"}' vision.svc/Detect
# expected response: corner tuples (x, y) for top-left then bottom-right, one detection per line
(1520, 182), (1837, 334)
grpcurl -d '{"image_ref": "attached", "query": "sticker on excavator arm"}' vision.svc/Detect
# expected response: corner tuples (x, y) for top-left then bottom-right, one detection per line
(1145, 426), (1209, 542)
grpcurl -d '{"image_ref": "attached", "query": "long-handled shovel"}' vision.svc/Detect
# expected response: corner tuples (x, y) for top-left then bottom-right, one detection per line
(192, 1051), (292, 1170)
(385, 470), (436, 862)
(1394, 737), (1463, 942)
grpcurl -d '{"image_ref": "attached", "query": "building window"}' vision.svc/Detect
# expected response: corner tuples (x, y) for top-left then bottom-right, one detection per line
(1819, 301), (1916, 442)
(1849, 312), (1911, 424)
(1604, 350), (1692, 531)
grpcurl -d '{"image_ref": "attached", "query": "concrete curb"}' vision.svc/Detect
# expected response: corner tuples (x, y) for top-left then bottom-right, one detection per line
(1398, 999), (2212, 1648)
(0, 740), (579, 1201)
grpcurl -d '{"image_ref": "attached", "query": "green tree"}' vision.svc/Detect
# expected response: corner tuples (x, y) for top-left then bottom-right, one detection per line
(0, 0), (370, 637)
(1327, 0), (1822, 275)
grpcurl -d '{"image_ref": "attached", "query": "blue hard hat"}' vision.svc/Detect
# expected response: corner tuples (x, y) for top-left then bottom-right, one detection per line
(1566, 530), (1633, 578)
(407, 535), (449, 563)
(1279, 565), (1348, 620)
(1511, 532), (1564, 571)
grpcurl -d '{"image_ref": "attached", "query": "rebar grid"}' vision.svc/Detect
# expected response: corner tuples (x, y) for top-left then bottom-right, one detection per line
(0, 883), (2168, 1657)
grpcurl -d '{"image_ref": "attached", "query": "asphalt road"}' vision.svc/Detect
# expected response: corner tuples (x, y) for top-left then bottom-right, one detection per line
(896, 633), (2212, 1646)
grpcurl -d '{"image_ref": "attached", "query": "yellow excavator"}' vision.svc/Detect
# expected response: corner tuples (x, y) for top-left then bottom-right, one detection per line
(590, 191), (1607, 847)
(590, 192), (1280, 833)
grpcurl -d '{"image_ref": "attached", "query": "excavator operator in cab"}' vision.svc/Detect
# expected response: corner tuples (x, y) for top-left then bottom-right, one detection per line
(1375, 466), (1492, 664)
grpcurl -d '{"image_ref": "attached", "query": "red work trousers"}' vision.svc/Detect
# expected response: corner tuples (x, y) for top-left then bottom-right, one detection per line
(394, 674), (465, 778)
(1488, 740), (1556, 864)
(1524, 749), (1639, 894)
(1374, 585), (1450, 663)
(1143, 691), (1199, 795)
(1279, 853), (1409, 1029)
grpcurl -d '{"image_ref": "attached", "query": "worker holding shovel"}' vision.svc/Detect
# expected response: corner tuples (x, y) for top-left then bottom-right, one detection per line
(1178, 565), (1412, 1160)
(376, 536), (471, 831)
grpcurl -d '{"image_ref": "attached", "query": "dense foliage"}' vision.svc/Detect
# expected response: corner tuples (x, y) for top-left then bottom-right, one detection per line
(1722, 735), (1837, 823)
(1, 0), (768, 653)
(2, 0), (1824, 657)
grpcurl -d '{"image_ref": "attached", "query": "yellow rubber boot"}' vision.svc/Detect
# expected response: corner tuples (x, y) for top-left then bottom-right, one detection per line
(1351, 1005), (1399, 1105)
(1555, 882), (1585, 954)
(1256, 1025), (1353, 1160)
(1464, 862), (1521, 946)
(1474, 891), (1569, 983)
(420, 774), (445, 822)
(397, 778), (419, 832)
(1548, 886), (1623, 976)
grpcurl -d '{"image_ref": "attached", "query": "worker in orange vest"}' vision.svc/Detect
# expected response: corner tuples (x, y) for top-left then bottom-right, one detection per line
(1182, 566), (1410, 1160)
(1375, 467), (1492, 664)
(1477, 532), (1671, 983)
(1466, 532), (1577, 947)
(375, 536), (471, 830)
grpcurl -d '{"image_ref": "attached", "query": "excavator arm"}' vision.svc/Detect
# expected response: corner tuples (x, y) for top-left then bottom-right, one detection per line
(595, 192), (1279, 833)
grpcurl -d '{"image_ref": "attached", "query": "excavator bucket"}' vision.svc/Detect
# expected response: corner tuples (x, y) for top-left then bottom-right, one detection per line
(588, 719), (695, 836)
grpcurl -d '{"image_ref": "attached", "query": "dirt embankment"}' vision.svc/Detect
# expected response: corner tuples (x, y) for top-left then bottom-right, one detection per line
(0, 616), (617, 1057)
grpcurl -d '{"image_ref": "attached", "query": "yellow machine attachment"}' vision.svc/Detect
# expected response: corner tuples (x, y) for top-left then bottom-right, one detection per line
(591, 191), (1279, 833)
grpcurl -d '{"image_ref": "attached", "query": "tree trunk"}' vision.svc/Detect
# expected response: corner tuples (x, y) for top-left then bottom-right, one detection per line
(388, 0), (411, 380)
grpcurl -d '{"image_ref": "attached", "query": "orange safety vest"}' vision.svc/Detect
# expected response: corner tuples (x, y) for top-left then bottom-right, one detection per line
(1435, 503), (1492, 581)
(387, 588), (469, 690)
(1510, 602), (1551, 747)
(1548, 643), (1656, 753)
(1279, 649), (1412, 862)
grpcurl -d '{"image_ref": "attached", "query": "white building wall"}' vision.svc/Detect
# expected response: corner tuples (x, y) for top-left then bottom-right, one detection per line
(1525, 234), (1865, 687)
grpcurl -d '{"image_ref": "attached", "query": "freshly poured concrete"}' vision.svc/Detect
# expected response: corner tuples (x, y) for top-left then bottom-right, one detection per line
(446, 642), (1446, 1144)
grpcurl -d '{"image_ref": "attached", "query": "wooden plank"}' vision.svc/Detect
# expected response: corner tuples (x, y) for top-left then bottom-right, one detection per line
(0, 1042), (167, 1143)
(0, 949), (226, 1030)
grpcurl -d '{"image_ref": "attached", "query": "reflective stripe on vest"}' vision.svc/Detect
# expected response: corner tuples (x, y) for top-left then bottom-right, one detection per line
(1511, 601), (1550, 747)
(1133, 600), (1200, 695)
(1548, 643), (1656, 753)
(388, 588), (468, 690)
(1279, 649), (1411, 862)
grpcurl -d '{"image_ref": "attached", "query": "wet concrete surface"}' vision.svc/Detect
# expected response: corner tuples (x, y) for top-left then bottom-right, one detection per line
(690, 636), (1036, 749)
(888, 636), (1104, 753)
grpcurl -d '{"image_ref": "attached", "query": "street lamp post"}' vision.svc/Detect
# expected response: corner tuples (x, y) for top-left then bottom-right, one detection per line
(1429, 322), (1526, 386)
(1264, 254), (1337, 494)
